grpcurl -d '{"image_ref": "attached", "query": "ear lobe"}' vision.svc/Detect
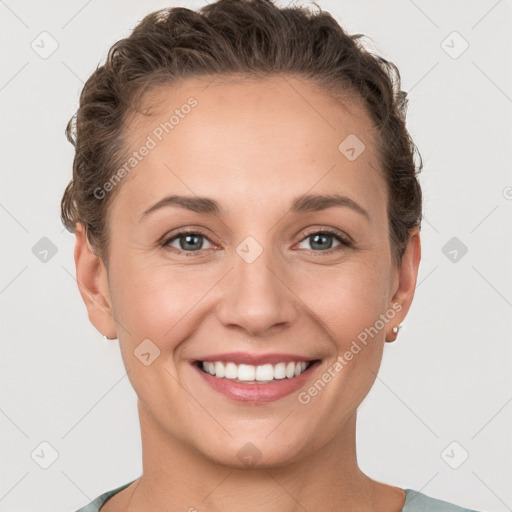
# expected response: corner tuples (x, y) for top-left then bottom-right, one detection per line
(73, 223), (117, 339)
(386, 228), (421, 341)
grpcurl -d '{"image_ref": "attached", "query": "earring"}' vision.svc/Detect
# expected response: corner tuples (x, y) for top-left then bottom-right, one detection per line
(392, 324), (403, 334)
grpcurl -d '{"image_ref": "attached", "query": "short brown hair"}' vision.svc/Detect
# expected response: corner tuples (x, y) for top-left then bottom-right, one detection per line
(61, 0), (422, 265)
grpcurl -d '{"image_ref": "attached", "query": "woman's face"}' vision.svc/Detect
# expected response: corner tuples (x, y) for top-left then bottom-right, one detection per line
(77, 75), (420, 468)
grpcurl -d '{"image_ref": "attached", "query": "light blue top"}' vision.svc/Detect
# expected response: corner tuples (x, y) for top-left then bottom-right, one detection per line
(74, 480), (482, 511)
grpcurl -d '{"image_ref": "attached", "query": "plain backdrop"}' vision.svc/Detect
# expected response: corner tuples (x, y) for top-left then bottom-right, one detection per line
(0, 1), (511, 511)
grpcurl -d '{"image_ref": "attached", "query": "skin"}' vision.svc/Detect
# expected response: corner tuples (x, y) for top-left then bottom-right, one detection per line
(74, 74), (421, 511)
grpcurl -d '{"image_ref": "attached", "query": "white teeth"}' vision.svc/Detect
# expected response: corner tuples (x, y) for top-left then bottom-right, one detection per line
(200, 360), (312, 381)
(214, 361), (225, 378)
(273, 362), (286, 380)
(237, 364), (256, 381)
(255, 364), (274, 381)
(285, 361), (296, 378)
(225, 362), (237, 379)
(295, 361), (307, 376)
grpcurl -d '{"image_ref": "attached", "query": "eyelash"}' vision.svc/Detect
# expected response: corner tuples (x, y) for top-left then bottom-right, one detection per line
(161, 228), (352, 256)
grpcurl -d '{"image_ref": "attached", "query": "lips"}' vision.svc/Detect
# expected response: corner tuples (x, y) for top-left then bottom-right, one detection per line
(190, 352), (321, 402)
(192, 352), (315, 366)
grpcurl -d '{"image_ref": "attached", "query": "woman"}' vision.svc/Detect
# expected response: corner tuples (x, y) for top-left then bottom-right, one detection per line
(61, 0), (481, 510)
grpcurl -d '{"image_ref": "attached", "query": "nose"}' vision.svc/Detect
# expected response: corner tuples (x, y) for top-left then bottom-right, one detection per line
(216, 241), (299, 337)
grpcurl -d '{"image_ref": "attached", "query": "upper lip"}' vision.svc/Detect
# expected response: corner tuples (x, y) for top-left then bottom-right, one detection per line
(192, 352), (318, 366)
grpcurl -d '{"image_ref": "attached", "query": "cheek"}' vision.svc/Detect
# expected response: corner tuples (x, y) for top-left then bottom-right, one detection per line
(289, 261), (390, 438)
(296, 258), (392, 348)
(108, 262), (212, 408)
(108, 256), (219, 348)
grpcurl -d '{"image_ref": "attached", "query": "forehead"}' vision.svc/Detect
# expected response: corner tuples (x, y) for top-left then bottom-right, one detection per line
(130, 74), (375, 153)
(113, 75), (386, 221)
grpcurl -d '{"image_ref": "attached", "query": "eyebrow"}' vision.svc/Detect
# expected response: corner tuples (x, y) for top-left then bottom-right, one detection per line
(139, 193), (370, 221)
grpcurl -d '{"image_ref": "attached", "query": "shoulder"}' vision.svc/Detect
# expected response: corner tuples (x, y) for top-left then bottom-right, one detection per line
(73, 483), (483, 512)
(72, 480), (136, 512)
(402, 489), (483, 512)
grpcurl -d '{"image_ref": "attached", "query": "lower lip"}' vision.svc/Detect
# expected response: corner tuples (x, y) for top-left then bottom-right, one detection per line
(192, 361), (320, 402)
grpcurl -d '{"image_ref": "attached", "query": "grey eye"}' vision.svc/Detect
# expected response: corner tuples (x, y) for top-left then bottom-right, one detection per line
(166, 232), (213, 252)
(298, 232), (342, 251)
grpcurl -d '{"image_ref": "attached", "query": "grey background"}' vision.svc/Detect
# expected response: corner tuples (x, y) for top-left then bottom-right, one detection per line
(0, 1), (511, 511)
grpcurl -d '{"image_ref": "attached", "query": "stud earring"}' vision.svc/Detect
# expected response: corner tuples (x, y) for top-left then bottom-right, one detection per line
(392, 324), (402, 334)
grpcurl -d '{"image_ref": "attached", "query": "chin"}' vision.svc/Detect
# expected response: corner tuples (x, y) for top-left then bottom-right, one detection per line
(189, 428), (315, 470)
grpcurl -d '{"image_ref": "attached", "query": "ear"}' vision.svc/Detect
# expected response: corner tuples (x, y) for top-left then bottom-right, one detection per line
(74, 222), (117, 339)
(386, 227), (421, 342)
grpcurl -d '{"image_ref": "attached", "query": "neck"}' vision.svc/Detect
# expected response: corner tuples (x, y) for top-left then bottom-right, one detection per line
(126, 403), (389, 512)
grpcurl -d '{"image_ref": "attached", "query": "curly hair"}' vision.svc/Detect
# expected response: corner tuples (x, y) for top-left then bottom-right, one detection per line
(61, 0), (422, 266)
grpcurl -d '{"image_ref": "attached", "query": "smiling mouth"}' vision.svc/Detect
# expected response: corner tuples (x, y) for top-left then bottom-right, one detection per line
(194, 360), (320, 384)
